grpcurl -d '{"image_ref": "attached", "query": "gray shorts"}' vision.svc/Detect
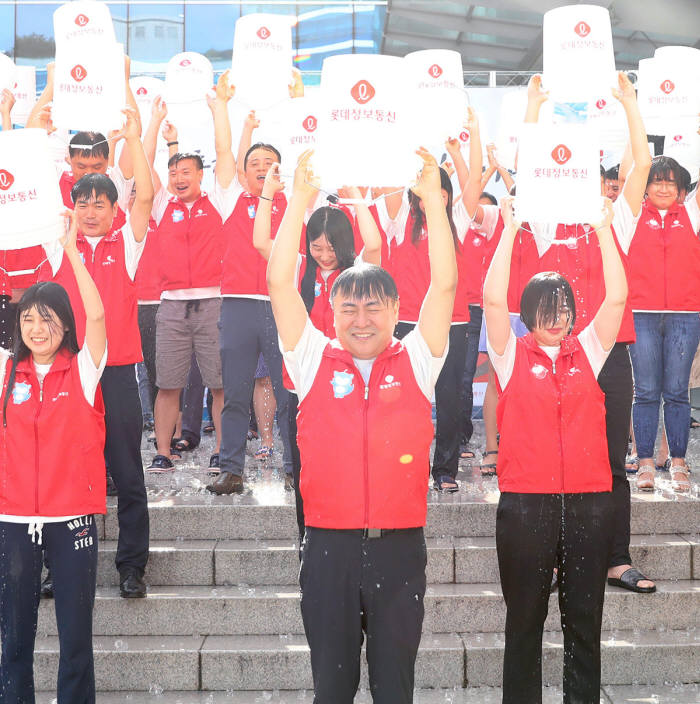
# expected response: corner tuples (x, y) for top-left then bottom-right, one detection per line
(156, 298), (223, 389)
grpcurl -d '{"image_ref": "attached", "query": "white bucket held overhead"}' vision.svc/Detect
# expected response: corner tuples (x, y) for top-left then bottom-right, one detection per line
(264, 95), (320, 169)
(315, 54), (417, 188)
(663, 119), (700, 174)
(53, 0), (117, 48)
(165, 52), (213, 105)
(497, 89), (528, 172)
(543, 4), (616, 102)
(52, 43), (126, 131)
(10, 66), (37, 127)
(0, 129), (64, 249)
(130, 76), (166, 126)
(515, 123), (601, 225)
(230, 13), (294, 111)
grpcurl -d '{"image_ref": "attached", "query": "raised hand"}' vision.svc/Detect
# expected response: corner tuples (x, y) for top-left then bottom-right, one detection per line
(293, 149), (320, 201)
(410, 147), (441, 201)
(612, 71), (636, 105)
(527, 74), (548, 106)
(262, 163), (285, 199)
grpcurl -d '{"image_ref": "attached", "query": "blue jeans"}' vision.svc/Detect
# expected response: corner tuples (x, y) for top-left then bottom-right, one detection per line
(629, 312), (700, 459)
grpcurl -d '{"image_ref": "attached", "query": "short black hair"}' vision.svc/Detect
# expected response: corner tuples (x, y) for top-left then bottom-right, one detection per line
(330, 264), (398, 306)
(480, 191), (497, 205)
(71, 173), (118, 206)
(520, 272), (576, 334)
(244, 143), (281, 170)
(68, 131), (109, 161)
(647, 155), (683, 189)
(605, 165), (619, 180)
(599, 164), (606, 179)
(167, 153), (204, 171)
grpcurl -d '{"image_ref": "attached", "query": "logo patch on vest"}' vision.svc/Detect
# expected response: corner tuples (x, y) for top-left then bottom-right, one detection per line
(172, 210), (185, 223)
(11, 381), (32, 404)
(314, 282), (322, 297)
(379, 374), (401, 390)
(330, 370), (354, 399)
(530, 364), (548, 380)
(248, 204), (257, 219)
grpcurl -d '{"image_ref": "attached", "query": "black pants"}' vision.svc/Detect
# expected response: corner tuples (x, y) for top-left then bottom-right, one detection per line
(287, 392), (305, 544)
(597, 343), (634, 568)
(496, 492), (613, 704)
(395, 322), (469, 481)
(460, 305), (483, 445)
(137, 304), (159, 412)
(300, 527), (426, 704)
(101, 365), (150, 576)
(0, 517), (98, 704)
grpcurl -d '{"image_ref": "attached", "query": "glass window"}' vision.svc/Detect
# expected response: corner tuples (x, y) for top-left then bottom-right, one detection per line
(296, 4), (354, 73)
(184, 4), (241, 73)
(128, 3), (184, 68)
(15, 3), (60, 65)
(354, 4), (387, 55)
(0, 5), (14, 59)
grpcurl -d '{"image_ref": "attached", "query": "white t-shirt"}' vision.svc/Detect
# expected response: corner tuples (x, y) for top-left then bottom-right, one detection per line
(281, 317), (448, 403)
(0, 344), (107, 529)
(487, 322), (610, 390)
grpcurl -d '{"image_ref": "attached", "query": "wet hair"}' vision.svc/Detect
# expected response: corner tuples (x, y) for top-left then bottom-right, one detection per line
(678, 165), (691, 197)
(71, 173), (118, 206)
(605, 165), (619, 180)
(2, 282), (79, 427)
(599, 164), (606, 180)
(647, 155), (683, 194)
(519, 272), (576, 334)
(330, 263), (398, 306)
(407, 167), (458, 248)
(244, 143), (281, 170)
(480, 191), (497, 206)
(68, 131), (109, 161)
(300, 207), (356, 313)
(167, 153), (204, 171)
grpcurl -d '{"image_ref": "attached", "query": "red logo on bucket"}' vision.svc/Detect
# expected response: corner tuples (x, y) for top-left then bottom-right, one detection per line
(351, 80), (375, 105)
(71, 65), (87, 82)
(459, 131), (469, 142)
(574, 21), (591, 37)
(180, 59), (191, 67)
(75, 13), (89, 26)
(257, 26), (271, 40)
(595, 99), (606, 109)
(551, 144), (572, 165)
(136, 87), (148, 96)
(302, 115), (317, 132)
(674, 134), (683, 142)
(660, 79), (675, 94)
(0, 170), (14, 191)
(428, 64), (443, 78)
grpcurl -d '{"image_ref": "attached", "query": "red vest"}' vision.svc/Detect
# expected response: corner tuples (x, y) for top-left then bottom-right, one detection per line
(389, 215), (470, 323)
(221, 191), (287, 296)
(627, 201), (700, 311)
(59, 171), (126, 232)
(297, 339), (433, 528)
(496, 333), (611, 493)
(135, 218), (161, 301)
(0, 349), (106, 516)
(156, 195), (224, 291)
(0, 246), (44, 294)
(39, 231), (142, 366)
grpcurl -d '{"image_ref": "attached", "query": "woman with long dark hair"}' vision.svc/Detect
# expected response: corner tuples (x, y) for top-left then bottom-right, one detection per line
(0, 211), (107, 703)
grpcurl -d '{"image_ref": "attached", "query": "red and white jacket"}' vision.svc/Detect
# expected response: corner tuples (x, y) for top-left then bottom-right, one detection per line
(0, 247), (45, 297)
(0, 348), (106, 517)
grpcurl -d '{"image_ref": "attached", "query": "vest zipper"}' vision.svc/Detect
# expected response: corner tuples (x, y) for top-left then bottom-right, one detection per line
(552, 358), (565, 493)
(34, 388), (42, 514)
(363, 383), (370, 528)
(186, 207), (193, 288)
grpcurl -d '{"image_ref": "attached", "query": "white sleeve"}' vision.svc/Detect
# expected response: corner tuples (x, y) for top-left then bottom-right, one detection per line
(120, 219), (146, 281)
(577, 322), (611, 379)
(528, 221), (558, 257)
(41, 240), (64, 277)
(384, 197), (410, 246)
(471, 204), (500, 240)
(612, 195), (641, 255)
(210, 177), (244, 223)
(109, 164), (134, 215)
(77, 344), (107, 406)
(403, 326), (449, 400)
(487, 329), (516, 390)
(684, 190), (700, 234)
(279, 318), (330, 403)
(152, 187), (170, 226)
(452, 199), (469, 244)
(0, 348), (9, 392)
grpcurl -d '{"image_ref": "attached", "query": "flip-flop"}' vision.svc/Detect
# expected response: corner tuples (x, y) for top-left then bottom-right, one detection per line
(607, 567), (656, 593)
(459, 446), (476, 460)
(434, 475), (459, 492)
(480, 450), (498, 477)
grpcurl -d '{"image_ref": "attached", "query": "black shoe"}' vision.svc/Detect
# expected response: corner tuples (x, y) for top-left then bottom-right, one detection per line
(206, 471), (244, 495)
(106, 473), (119, 496)
(147, 454), (175, 473)
(120, 571), (147, 598)
(40, 572), (54, 599)
(207, 453), (220, 476)
(284, 473), (294, 492)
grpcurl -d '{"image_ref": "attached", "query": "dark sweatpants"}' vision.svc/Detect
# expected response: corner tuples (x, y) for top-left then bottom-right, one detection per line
(460, 305), (483, 445)
(395, 321), (469, 481)
(287, 392), (305, 543)
(0, 517), (98, 704)
(219, 298), (291, 476)
(300, 527), (426, 704)
(101, 364), (150, 576)
(496, 492), (613, 704)
(597, 343), (634, 568)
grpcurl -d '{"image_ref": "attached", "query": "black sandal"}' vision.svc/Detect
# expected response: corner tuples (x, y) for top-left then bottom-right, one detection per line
(480, 450), (498, 477)
(607, 567), (656, 593)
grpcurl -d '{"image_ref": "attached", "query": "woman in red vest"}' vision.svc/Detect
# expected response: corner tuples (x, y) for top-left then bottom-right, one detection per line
(0, 211), (107, 703)
(627, 156), (700, 492)
(483, 197), (627, 703)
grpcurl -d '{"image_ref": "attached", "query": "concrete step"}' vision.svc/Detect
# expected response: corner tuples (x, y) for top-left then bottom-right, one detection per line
(93, 534), (697, 587)
(37, 580), (700, 636)
(105, 493), (700, 541)
(30, 630), (700, 692)
(31, 684), (700, 703)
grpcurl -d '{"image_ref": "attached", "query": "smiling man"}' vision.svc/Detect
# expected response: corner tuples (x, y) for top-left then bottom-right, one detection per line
(265, 149), (456, 703)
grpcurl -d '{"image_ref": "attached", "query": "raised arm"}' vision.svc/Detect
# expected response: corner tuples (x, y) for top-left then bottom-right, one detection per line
(414, 148), (457, 357)
(592, 198), (627, 349)
(344, 186), (382, 266)
(267, 150), (318, 351)
(289, 68), (304, 98)
(118, 55), (139, 179)
(253, 163), (285, 261)
(0, 89), (15, 131)
(122, 108), (154, 242)
(60, 211), (106, 366)
(236, 111), (259, 190)
(26, 62), (54, 129)
(483, 197), (519, 356)
(613, 72), (651, 216)
(142, 96), (168, 193)
(461, 108), (485, 221)
(486, 143), (515, 194)
(445, 137), (468, 193)
(211, 70), (236, 188)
